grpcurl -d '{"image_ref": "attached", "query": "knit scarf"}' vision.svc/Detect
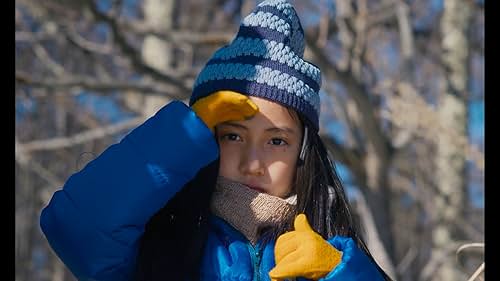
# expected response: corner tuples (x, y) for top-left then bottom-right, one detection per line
(210, 177), (297, 245)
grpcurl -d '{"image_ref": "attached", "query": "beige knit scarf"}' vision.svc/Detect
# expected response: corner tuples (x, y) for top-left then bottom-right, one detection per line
(210, 176), (297, 245)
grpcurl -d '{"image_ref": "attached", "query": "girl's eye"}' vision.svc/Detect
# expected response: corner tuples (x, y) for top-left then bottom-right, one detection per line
(221, 133), (242, 142)
(269, 138), (288, 146)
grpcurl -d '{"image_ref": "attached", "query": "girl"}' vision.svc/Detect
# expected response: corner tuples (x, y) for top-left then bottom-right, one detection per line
(40, 0), (392, 280)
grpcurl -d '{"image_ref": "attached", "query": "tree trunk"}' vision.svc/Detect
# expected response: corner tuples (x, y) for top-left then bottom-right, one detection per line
(361, 143), (396, 278)
(433, 0), (471, 279)
(125, 0), (175, 117)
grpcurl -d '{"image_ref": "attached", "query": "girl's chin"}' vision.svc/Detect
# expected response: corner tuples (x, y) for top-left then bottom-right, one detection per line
(247, 185), (266, 193)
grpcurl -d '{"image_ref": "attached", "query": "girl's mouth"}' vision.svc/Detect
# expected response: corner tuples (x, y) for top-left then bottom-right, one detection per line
(246, 184), (266, 193)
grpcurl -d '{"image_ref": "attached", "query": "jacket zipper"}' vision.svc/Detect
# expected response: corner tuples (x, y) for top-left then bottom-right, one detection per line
(248, 242), (263, 281)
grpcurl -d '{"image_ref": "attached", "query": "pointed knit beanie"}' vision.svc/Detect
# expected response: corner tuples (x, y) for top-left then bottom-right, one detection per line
(189, 0), (321, 131)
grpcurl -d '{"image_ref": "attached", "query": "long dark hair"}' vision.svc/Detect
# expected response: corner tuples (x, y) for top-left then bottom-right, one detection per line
(293, 117), (393, 280)
(255, 112), (392, 280)
(134, 159), (219, 281)
(135, 113), (392, 281)
(295, 121), (392, 280)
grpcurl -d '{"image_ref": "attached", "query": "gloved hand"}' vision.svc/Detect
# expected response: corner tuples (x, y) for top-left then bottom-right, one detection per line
(269, 214), (343, 281)
(323, 236), (386, 281)
(191, 90), (259, 131)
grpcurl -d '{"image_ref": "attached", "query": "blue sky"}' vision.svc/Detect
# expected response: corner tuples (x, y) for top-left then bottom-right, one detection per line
(469, 100), (484, 142)
(75, 91), (135, 123)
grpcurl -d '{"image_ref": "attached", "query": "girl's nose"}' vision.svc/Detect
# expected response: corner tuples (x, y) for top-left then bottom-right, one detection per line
(239, 145), (265, 176)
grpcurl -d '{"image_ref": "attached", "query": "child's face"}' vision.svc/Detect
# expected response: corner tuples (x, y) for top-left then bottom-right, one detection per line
(216, 97), (303, 198)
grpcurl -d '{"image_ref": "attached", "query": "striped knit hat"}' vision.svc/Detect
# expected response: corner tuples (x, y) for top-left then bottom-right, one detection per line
(189, 0), (321, 131)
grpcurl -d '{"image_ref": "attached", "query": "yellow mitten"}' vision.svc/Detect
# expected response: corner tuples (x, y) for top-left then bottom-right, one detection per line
(191, 90), (258, 131)
(269, 214), (343, 281)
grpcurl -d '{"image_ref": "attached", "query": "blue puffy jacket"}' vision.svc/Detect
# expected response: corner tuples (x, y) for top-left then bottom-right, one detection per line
(40, 101), (385, 281)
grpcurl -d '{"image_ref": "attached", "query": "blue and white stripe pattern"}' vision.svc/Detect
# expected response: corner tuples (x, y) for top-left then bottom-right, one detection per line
(190, 0), (322, 131)
(194, 63), (320, 113)
(209, 38), (320, 87)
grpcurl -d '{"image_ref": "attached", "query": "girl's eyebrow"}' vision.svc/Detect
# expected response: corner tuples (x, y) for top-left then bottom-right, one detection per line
(221, 122), (297, 135)
(220, 122), (248, 130)
(265, 127), (297, 135)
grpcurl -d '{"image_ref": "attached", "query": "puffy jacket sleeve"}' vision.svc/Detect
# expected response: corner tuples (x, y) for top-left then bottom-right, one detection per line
(319, 236), (386, 281)
(39, 101), (219, 281)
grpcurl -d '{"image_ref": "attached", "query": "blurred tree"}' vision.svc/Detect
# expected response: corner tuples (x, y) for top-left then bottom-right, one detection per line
(428, 0), (473, 280)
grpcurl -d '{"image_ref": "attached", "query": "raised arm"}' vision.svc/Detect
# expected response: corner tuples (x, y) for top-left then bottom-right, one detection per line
(40, 101), (218, 281)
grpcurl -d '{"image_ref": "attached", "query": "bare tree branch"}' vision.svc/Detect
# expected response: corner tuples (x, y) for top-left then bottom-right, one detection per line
(420, 244), (460, 281)
(467, 262), (484, 281)
(396, 245), (418, 276)
(320, 134), (365, 180)
(16, 139), (63, 188)
(396, 1), (415, 60)
(16, 71), (189, 99)
(15, 31), (54, 42)
(18, 117), (144, 153)
(456, 243), (484, 258)
(32, 44), (66, 76)
(316, 0), (330, 48)
(119, 19), (234, 45)
(306, 31), (392, 167)
(325, 81), (366, 152)
(84, 0), (192, 94)
(64, 27), (114, 55)
(355, 189), (397, 279)
(365, 1), (398, 29)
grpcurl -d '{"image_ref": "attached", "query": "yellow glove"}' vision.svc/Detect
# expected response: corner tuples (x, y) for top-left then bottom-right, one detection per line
(191, 90), (259, 131)
(269, 214), (343, 281)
